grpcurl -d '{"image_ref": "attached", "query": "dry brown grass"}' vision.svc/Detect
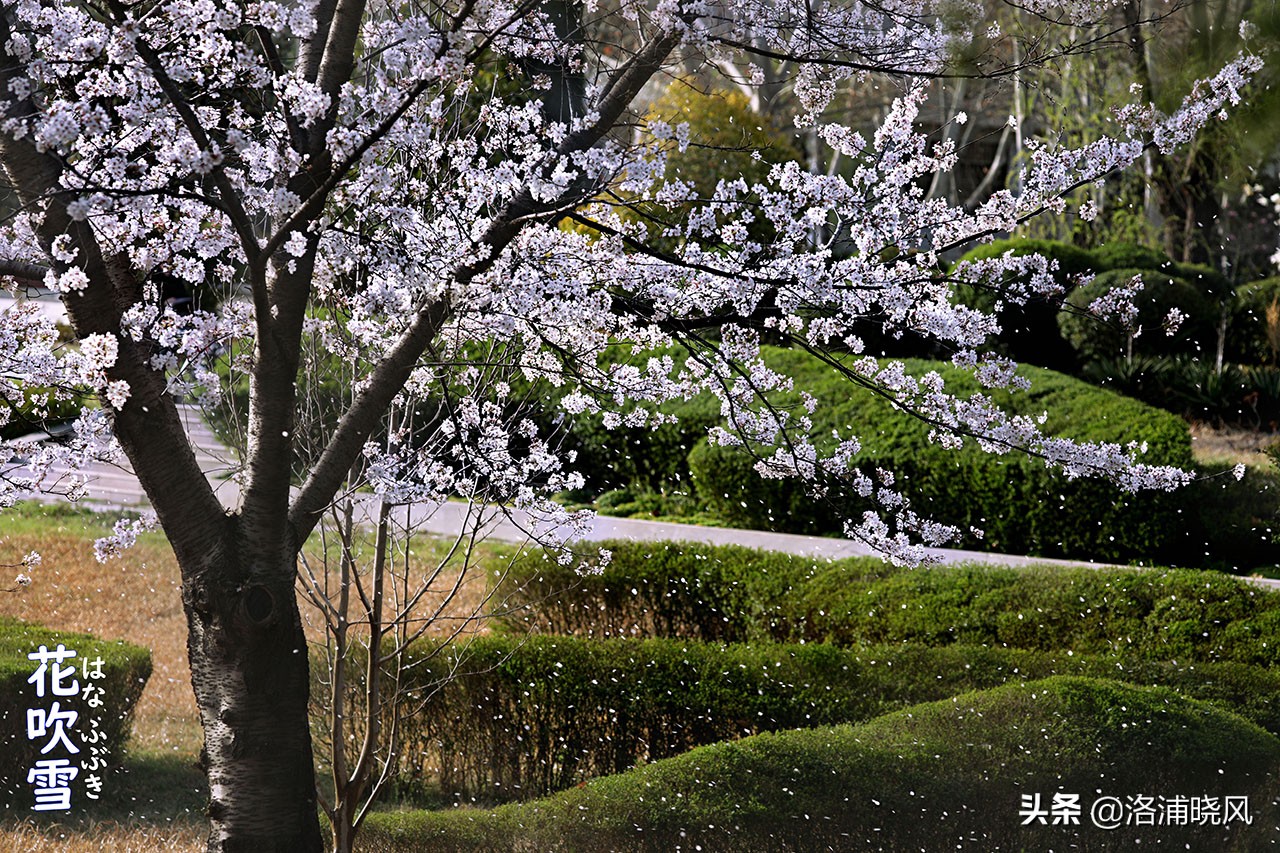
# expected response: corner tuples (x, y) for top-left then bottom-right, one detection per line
(1189, 421), (1278, 468)
(0, 821), (205, 852)
(0, 520), (198, 754)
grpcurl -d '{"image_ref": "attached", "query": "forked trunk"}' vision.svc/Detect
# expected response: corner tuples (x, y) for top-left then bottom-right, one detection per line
(184, 559), (324, 853)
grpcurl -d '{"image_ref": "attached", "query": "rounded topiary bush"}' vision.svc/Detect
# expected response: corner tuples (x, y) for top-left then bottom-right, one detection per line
(0, 617), (151, 810)
(362, 676), (1280, 852)
(950, 237), (1098, 370)
(1090, 240), (1171, 272)
(1060, 268), (1219, 362)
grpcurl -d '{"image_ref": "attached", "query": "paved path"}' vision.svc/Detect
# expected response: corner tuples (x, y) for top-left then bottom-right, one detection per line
(16, 402), (1280, 588)
(401, 499), (1117, 569)
(17, 404), (241, 508)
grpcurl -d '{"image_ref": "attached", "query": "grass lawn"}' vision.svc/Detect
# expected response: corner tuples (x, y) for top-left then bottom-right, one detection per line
(0, 503), (204, 850)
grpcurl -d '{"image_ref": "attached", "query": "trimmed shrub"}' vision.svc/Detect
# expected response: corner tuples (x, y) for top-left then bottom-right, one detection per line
(791, 557), (1280, 662)
(1169, 260), (1231, 296)
(362, 677), (1280, 852)
(495, 541), (1280, 664)
(1090, 240), (1171, 272)
(490, 540), (825, 641)
(560, 391), (721, 496)
(1230, 277), (1280, 365)
(951, 237), (1098, 370)
(685, 350), (1196, 561)
(0, 617), (151, 810)
(384, 633), (1280, 804)
(1060, 268), (1220, 362)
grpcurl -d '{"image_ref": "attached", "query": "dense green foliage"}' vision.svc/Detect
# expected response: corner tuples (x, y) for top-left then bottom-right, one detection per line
(384, 633), (1280, 803)
(1230, 277), (1280, 365)
(361, 677), (1280, 851)
(1059, 269), (1221, 362)
(945, 238), (1280, 432)
(684, 350), (1213, 562)
(620, 86), (802, 249)
(495, 541), (1280, 665)
(0, 617), (151, 809)
(951, 237), (1100, 370)
(1089, 240), (1171, 272)
(0, 387), (83, 442)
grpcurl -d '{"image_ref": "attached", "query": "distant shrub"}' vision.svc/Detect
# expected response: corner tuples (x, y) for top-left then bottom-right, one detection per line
(1090, 240), (1171, 272)
(1230, 277), (1280, 365)
(363, 677), (1280, 852)
(951, 237), (1098, 370)
(686, 350), (1196, 561)
(1060, 268), (1220, 362)
(0, 617), (151, 810)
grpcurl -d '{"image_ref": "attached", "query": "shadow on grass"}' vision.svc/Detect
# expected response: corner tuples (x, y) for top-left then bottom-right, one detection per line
(2, 748), (207, 833)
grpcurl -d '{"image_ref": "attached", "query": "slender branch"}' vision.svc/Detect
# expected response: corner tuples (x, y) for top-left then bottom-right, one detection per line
(126, 32), (263, 266)
(290, 22), (686, 541)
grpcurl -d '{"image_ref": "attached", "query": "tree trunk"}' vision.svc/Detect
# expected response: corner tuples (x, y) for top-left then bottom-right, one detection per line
(184, 554), (324, 853)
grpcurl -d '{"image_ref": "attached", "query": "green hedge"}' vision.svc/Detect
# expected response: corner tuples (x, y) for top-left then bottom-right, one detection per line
(495, 541), (1280, 665)
(492, 541), (822, 642)
(951, 237), (1099, 370)
(1090, 240), (1171, 272)
(686, 350), (1197, 562)
(1059, 268), (1221, 362)
(362, 677), (1280, 852)
(561, 392), (720, 497)
(0, 617), (151, 810)
(384, 633), (1280, 804)
(702, 350), (1195, 462)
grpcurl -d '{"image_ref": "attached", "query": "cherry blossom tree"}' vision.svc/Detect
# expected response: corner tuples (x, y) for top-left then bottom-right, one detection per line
(0, 0), (1262, 847)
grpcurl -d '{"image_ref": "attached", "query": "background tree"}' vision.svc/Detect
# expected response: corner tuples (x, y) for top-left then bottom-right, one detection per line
(1103, 0), (1280, 269)
(0, 0), (1262, 850)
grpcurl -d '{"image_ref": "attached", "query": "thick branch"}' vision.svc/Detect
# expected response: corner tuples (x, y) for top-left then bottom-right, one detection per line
(290, 299), (450, 540)
(238, 256), (314, 559)
(289, 24), (685, 541)
(312, 0), (367, 153)
(0, 256), (50, 284)
(301, 0), (341, 82)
